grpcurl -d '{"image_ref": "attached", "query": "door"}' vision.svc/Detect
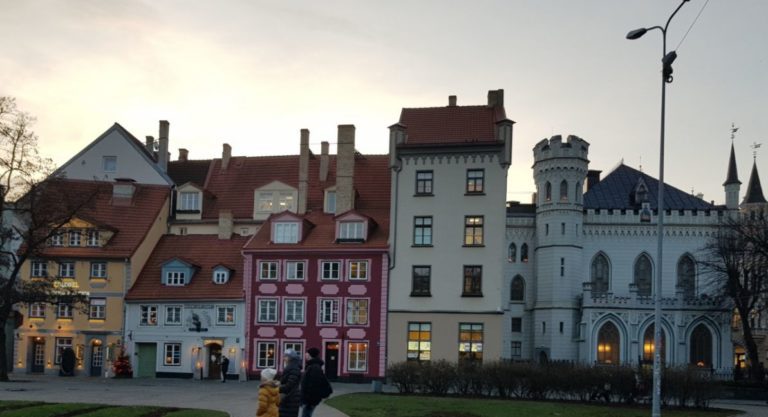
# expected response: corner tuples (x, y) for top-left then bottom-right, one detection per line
(136, 343), (157, 378)
(207, 344), (222, 379)
(324, 342), (339, 380)
(31, 338), (45, 373)
(90, 341), (104, 377)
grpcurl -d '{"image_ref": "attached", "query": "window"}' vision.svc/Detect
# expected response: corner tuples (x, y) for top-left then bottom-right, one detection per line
(213, 269), (229, 284)
(31, 260), (48, 277)
(346, 299), (368, 325)
(511, 318), (522, 332)
(339, 222), (365, 241)
(511, 341), (522, 357)
(87, 230), (100, 247)
(575, 182), (581, 203)
(521, 244), (529, 262)
(458, 323), (483, 363)
(677, 255), (696, 299)
(545, 224), (549, 235)
(286, 261), (305, 280)
(462, 265), (482, 297)
(560, 322), (564, 333)
(277, 193), (295, 212)
(690, 324), (712, 367)
(415, 171), (434, 195)
(325, 190), (336, 214)
(510, 275), (525, 301)
(284, 342), (304, 358)
(561, 222), (565, 235)
(634, 254), (653, 297)
(284, 299), (305, 324)
(257, 342), (276, 368)
(464, 216), (484, 246)
(319, 299), (340, 324)
(50, 232), (64, 247)
(597, 322), (620, 365)
(348, 261), (368, 280)
(29, 303), (45, 318)
(642, 324), (666, 363)
(258, 299), (278, 323)
(260, 262), (279, 280)
(102, 156), (117, 172)
(413, 216), (433, 246)
(217, 305), (235, 325)
(179, 191), (200, 211)
(90, 262), (107, 279)
(560, 257), (565, 277)
(166, 271), (186, 286)
(89, 298), (106, 320)
(542, 322), (546, 334)
(69, 230), (81, 246)
(348, 342), (368, 372)
(466, 169), (484, 193)
(140, 305), (158, 326)
(508, 243), (516, 262)
(166, 306), (182, 325)
(321, 261), (340, 280)
(274, 222), (299, 243)
(411, 266), (431, 296)
(560, 180), (568, 201)
(57, 303), (73, 319)
(164, 343), (181, 366)
(591, 253), (610, 295)
(257, 193), (274, 212)
(55, 337), (73, 364)
(545, 182), (552, 201)
(59, 261), (75, 278)
(407, 322), (432, 362)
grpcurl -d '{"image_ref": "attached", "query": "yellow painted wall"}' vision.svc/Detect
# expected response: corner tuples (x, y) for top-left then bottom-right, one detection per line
(130, 198), (169, 287)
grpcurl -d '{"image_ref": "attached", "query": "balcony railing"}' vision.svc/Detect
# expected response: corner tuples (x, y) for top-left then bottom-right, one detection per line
(581, 282), (724, 309)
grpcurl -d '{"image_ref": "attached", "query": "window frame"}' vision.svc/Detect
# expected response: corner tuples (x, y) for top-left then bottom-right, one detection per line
(411, 266), (431, 297)
(273, 222), (299, 244)
(318, 298), (340, 325)
(256, 341), (277, 368)
(55, 337), (73, 365)
(463, 215), (484, 246)
(345, 298), (369, 326)
(178, 191), (201, 212)
(165, 305), (183, 326)
(31, 260), (48, 278)
(465, 169), (485, 194)
(407, 322), (432, 362)
(140, 305), (158, 326)
(68, 229), (81, 247)
(462, 265), (483, 297)
(88, 298), (106, 320)
(320, 261), (341, 281)
(458, 323), (484, 364)
(285, 261), (305, 281)
(90, 262), (107, 279)
(348, 260), (369, 281)
(29, 303), (46, 318)
(166, 271), (186, 286)
(283, 299), (305, 324)
(216, 305), (236, 326)
(347, 341), (369, 372)
(259, 261), (279, 281)
(338, 221), (365, 241)
(213, 269), (229, 284)
(102, 156), (117, 172)
(56, 302), (73, 319)
(257, 298), (278, 323)
(413, 216), (433, 246)
(87, 230), (100, 247)
(164, 343), (182, 366)
(415, 170), (434, 195)
(511, 317), (522, 333)
(58, 261), (75, 278)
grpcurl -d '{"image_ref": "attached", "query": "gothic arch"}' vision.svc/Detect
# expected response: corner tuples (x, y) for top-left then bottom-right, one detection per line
(590, 252), (611, 294)
(508, 243), (517, 263)
(637, 316), (676, 364)
(677, 253), (696, 298)
(520, 243), (529, 263)
(545, 182), (552, 202)
(591, 314), (628, 365)
(685, 316), (721, 368)
(560, 180), (568, 201)
(634, 252), (654, 297)
(510, 275), (525, 302)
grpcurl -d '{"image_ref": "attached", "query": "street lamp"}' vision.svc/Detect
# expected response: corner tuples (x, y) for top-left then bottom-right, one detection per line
(626, 1), (690, 417)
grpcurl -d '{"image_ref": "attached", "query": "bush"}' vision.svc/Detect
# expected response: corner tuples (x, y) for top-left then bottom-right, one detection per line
(387, 361), (421, 394)
(421, 360), (456, 396)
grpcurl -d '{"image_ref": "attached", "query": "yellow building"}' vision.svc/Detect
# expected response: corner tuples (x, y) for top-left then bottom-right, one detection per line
(14, 180), (169, 376)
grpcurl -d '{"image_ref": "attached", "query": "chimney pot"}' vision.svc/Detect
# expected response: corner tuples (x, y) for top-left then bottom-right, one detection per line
(145, 136), (155, 154)
(335, 125), (356, 213)
(178, 148), (189, 162)
(221, 143), (232, 170)
(298, 129), (310, 214)
(487, 89), (504, 108)
(448, 95), (457, 106)
(157, 121), (170, 173)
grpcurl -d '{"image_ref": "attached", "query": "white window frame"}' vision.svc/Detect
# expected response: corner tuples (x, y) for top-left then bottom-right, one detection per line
(50, 233), (64, 247)
(59, 261), (75, 278)
(165, 305), (182, 325)
(102, 156), (117, 172)
(90, 262), (107, 279)
(164, 343), (182, 366)
(339, 221), (365, 240)
(29, 303), (46, 318)
(31, 260), (48, 278)
(319, 298), (340, 325)
(69, 229), (81, 247)
(57, 303), (73, 319)
(260, 261), (279, 280)
(278, 192), (295, 212)
(273, 222), (299, 244)
(166, 271), (186, 286)
(348, 261), (368, 281)
(213, 269), (229, 284)
(87, 229), (100, 247)
(347, 341), (368, 372)
(140, 305), (158, 326)
(284, 299), (305, 324)
(257, 299), (278, 323)
(345, 299), (369, 325)
(256, 341), (276, 368)
(179, 191), (200, 211)
(286, 261), (305, 280)
(217, 305), (236, 325)
(257, 192), (274, 212)
(321, 261), (340, 280)
(89, 298), (106, 320)
(55, 337), (73, 364)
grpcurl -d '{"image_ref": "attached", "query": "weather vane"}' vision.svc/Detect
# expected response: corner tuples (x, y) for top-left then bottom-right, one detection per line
(730, 123), (738, 143)
(751, 142), (762, 161)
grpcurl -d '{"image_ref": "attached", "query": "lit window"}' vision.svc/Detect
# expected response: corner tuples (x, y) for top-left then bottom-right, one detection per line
(55, 337), (73, 364)
(347, 342), (368, 372)
(321, 261), (340, 280)
(166, 271), (186, 286)
(102, 156), (117, 172)
(339, 222), (365, 240)
(458, 323), (483, 363)
(278, 193), (295, 212)
(257, 193), (274, 212)
(348, 261), (368, 280)
(217, 305), (235, 325)
(140, 305), (158, 326)
(69, 230), (81, 246)
(164, 343), (181, 366)
(90, 262), (107, 279)
(346, 299), (368, 325)
(89, 298), (106, 320)
(258, 299), (278, 323)
(284, 299), (305, 324)
(257, 342), (276, 368)
(464, 216), (484, 246)
(597, 322), (620, 364)
(286, 261), (305, 280)
(319, 299), (340, 324)
(165, 306), (182, 325)
(466, 169), (484, 193)
(274, 223), (299, 243)
(179, 192), (200, 211)
(31, 260), (48, 278)
(407, 322), (431, 362)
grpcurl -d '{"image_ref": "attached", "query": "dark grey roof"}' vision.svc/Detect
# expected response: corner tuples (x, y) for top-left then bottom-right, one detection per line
(168, 159), (212, 187)
(743, 161), (767, 204)
(584, 164), (715, 210)
(724, 143), (741, 186)
(506, 202), (536, 215)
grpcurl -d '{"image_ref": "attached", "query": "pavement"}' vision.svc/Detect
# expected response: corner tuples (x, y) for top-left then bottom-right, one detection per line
(0, 375), (374, 417)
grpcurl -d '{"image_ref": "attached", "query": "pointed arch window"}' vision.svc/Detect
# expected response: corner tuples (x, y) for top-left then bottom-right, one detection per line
(560, 180), (568, 201)
(510, 275), (525, 301)
(642, 324), (666, 363)
(634, 254), (652, 297)
(545, 182), (552, 202)
(520, 244), (529, 263)
(690, 324), (712, 367)
(677, 255), (696, 299)
(508, 243), (517, 263)
(590, 253), (610, 295)
(597, 321), (620, 365)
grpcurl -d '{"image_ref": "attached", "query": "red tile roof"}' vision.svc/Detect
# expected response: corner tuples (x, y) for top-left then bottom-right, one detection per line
(126, 234), (249, 301)
(39, 180), (169, 259)
(398, 105), (507, 145)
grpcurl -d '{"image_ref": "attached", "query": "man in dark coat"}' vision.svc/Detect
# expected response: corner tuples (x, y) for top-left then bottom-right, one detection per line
(301, 347), (332, 417)
(220, 355), (230, 382)
(279, 349), (302, 417)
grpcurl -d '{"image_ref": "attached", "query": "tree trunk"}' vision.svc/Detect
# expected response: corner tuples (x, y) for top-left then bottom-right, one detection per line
(737, 305), (763, 382)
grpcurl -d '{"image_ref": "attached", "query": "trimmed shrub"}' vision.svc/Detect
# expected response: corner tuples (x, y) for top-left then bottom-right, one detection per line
(421, 360), (456, 396)
(388, 361), (421, 394)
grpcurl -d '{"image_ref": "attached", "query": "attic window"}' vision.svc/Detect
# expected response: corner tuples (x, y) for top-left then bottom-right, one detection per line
(338, 221), (365, 242)
(87, 230), (100, 247)
(273, 222), (299, 244)
(103, 156), (117, 172)
(325, 190), (337, 214)
(634, 179), (649, 205)
(179, 191), (200, 212)
(213, 269), (229, 284)
(166, 271), (186, 286)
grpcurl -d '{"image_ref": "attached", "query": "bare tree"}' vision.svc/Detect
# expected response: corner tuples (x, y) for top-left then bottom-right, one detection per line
(699, 214), (768, 382)
(0, 97), (94, 381)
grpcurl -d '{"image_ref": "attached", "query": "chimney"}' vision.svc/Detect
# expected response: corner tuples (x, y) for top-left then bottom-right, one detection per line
(335, 125), (355, 214)
(586, 170), (602, 191)
(487, 89), (504, 108)
(221, 143), (232, 170)
(298, 129), (310, 214)
(112, 178), (136, 206)
(178, 148), (188, 162)
(320, 141), (329, 181)
(218, 210), (233, 240)
(448, 95), (457, 106)
(145, 136), (155, 155)
(157, 121), (169, 172)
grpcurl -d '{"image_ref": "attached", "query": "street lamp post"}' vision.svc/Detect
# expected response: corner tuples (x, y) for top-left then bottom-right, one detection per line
(626, 1), (690, 417)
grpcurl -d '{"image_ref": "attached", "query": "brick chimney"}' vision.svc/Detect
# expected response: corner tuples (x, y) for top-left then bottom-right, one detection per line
(178, 148), (189, 162)
(448, 95), (457, 106)
(221, 143), (232, 170)
(319, 141), (329, 182)
(298, 129), (310, 214)
(335, 125), (355, 214)
(487, 89), (504, 108)
(145, 136), (155, 155)
(158, 121), (169, 172)
(218, 210), (233, 240)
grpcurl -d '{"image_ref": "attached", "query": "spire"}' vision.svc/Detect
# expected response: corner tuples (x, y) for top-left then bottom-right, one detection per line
(743, 161), (767, 204)
(723, 142), (741, 186)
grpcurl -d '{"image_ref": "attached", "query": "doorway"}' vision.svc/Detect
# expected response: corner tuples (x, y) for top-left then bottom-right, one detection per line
(136, 343), (157, 378)
(324, 342), (339, 380)
(207, 343), (222, 379)
(90, 340), (104, 377)
(31, 337), (45, 373)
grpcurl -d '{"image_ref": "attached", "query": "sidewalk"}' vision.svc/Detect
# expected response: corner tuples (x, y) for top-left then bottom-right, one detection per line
(710, 399), (768, 417)
(1, 375), (372, 417)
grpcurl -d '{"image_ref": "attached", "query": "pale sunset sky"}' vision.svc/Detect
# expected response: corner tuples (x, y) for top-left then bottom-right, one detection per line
(1, 0), (766, 204)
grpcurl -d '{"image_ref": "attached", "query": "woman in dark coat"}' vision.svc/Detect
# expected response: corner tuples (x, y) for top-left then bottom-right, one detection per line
(279, 349), (302, 417)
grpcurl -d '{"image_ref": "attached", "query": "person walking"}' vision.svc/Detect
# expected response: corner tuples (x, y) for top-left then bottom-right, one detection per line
(301, 347), (333, 417)
(221, 355), (230, 383)
(257, 368), (280, 417)
(279, 349), (302, 417)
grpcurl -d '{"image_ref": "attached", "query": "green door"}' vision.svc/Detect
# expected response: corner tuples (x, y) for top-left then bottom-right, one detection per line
(136, 343), (156, 378)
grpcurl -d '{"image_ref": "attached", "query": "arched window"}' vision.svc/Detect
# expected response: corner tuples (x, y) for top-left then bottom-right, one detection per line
(508, 243), (517, 263)
(560, 180), (568, 201)
(520, 244), (529, 263)
(575, 181), (581, 203)
(677, 255), (696, 299)
(590, 253), (610, 295)
(690, 324), (712, 367)
(510, 275), (525, 301)
(642, 324), (666, 363)
(634, 254), (653, 297)
(545, 182), (552, 201)
(597, 321), (620, 365)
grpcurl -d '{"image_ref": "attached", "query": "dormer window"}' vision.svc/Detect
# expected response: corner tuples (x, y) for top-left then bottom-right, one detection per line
(166, 271), (186, 286)
(339, 221), (365, 241)
(50, 233), (64, 247)
(179, 192), (200, 212)
(254, 182), (298, 219)
(273, 222), (299, 244)
(325, 190), (337, 214)
(634, 178), (649, 205)
(69, 230), (81, 247)
(87, 230), (100, 247)
(213, 268), (229, 284)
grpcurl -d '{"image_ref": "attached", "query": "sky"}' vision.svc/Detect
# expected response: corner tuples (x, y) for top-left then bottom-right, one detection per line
(1, 0), (766, 204)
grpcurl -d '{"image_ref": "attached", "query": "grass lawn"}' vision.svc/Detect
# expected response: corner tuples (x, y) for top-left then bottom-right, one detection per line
(325, 393), (741, 417)
(0, 401), (228, 417)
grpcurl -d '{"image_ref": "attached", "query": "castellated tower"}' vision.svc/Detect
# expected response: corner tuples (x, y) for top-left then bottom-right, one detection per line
(531, 135), (589, 362)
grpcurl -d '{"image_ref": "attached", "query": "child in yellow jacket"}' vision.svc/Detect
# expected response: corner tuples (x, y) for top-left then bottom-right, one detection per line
(257, 368), (280, 417)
